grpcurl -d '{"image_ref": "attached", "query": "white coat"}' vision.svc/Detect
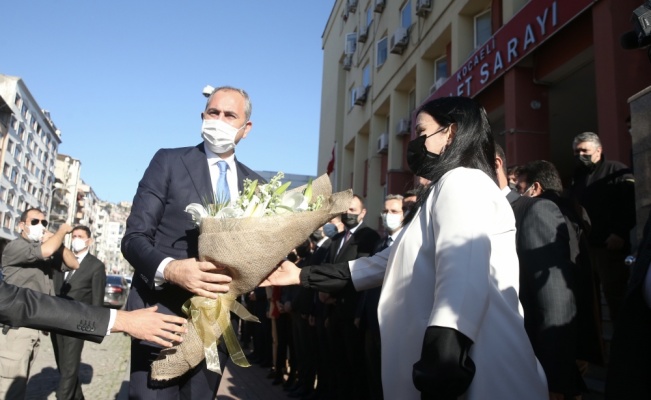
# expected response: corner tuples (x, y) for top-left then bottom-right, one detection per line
(350, 167), (548, 399)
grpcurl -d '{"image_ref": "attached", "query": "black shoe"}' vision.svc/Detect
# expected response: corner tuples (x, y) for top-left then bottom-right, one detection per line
(266, 370), (277, 379)
(272, 377), (284, 385)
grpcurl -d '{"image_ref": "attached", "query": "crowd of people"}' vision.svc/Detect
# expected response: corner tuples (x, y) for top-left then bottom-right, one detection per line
(0, 85), (646, 400)
(238, 97), (643, 400)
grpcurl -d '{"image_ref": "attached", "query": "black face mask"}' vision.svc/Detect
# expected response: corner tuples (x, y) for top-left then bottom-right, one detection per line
(574, 154), (594, 169)
(342, 213), (360, 229)
(407, 134), (442, 177)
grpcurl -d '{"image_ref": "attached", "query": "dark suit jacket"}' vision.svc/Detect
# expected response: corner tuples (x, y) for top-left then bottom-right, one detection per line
(509, 192), (581, 395)
(122, 143), (263, 317)
(326, 222), (379, 319)
(0, 281), (108, 343)
(606, 212), (651, 399)
(53, 253), (106, 306)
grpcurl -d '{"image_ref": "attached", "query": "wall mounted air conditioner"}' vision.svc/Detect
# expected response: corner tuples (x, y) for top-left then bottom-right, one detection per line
(396, 118), (410, 136)
(354, 85), (369, 106)
(389, 27), (409, 54)
(343, 54), (353, 71)
(416, 0), (432, 17)
(377, 132), (389, 154)
(347, 0), (358, 13)
(358, 25), (369, 43)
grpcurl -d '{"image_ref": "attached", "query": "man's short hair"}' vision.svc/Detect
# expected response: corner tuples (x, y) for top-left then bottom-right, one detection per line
(573, 132), (602, 148)
(385, 194), (404, 202)
(205, 86), (252, 121)
(494, 144), (508, 175)
(72, 225), (92, 238)
(20, 208), (43, 223)
(352, 194), (366, 208)
(518, 160), (564, 194)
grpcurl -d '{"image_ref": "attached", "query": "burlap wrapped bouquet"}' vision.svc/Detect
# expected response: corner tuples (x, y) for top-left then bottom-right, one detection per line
(151, 174), (352, 381)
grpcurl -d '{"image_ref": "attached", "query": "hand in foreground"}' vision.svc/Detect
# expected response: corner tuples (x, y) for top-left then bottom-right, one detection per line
(260, 260), (301, 287)
(113, 306), (187, 347)
(164, 258), (232, 298)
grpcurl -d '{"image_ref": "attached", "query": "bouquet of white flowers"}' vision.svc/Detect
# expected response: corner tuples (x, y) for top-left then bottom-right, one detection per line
(151, 173), (352, 381)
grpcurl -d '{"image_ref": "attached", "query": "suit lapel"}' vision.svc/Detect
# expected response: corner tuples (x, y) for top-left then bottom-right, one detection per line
(182, 143), (213, 202)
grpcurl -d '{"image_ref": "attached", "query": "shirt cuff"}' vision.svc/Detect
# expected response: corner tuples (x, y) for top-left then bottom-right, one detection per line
(107, 309), (117, 336)
(154, 257), (175, 286)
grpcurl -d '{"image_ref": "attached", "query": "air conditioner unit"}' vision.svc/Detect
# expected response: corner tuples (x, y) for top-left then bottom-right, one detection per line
(396, 118), (410, 136)
(347, 0), (358, 13)
(358, 25), (369, 43)
(354, 85), (369, 106)
(416, 0), (432, 17)
(389, 27), (409, 54)
(374, 0), (386, 13)
(377, 132), (389, 154)
(343, 54), (353, 71)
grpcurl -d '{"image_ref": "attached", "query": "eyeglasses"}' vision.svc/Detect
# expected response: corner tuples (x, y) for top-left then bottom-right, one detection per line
(29, 219), (48, 228)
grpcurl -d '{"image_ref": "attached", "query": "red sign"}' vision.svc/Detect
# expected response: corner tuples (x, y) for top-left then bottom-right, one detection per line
(427, 0), (596, 100)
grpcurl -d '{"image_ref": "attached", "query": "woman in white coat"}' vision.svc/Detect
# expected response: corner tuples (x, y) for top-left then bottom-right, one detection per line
(263, 97), (548, 399)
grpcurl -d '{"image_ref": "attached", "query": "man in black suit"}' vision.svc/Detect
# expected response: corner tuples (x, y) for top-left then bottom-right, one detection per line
(122, 86), (264, 398)
(324, 194), (379, 400)
(606, 211), (651, 398)
(0, 281), (187, 345)
(51, 225), (106, 400)
(495, 147), (582, 399)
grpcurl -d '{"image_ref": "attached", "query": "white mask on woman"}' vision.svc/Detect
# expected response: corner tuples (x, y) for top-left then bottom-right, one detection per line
(201, 119), (245, 154)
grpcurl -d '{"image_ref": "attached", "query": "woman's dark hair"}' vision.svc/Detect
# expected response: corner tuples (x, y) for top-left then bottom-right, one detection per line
(417, 96), (496, 185)
(404, 97), (496, 223)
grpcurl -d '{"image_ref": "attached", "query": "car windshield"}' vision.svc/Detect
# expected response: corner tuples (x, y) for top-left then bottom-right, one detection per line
(107, 275), (123, 285)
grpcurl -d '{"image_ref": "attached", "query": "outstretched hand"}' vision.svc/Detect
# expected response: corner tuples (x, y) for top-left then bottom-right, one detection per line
(113, 306), (187, 347)
(260, 260), (302, 287)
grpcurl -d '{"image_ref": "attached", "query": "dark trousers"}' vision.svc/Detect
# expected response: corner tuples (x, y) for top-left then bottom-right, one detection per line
(128, 340), (226, 399)
(329, 316), (368, 400)
(292, 314), (317, 393)
(274, 313), (292, 377)
(365, 329), (383, 400)
(51, 333), (85, 400)
(589, 246), (630, 322)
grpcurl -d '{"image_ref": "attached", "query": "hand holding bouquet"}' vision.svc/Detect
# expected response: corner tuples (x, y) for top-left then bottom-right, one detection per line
(151, 173), (351, 381)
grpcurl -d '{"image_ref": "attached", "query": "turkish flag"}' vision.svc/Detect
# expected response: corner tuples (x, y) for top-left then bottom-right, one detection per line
(326, 145), (335, 176)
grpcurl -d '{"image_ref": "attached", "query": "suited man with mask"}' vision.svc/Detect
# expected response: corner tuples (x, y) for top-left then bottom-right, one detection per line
(51, 225), (106, 400)
(325, 194), (379, 400)
(121, 86), (264, 398)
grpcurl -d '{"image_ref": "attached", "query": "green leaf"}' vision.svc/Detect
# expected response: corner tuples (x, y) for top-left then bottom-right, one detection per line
(273, 181), (292, 197)
(303, 178), (313, 203)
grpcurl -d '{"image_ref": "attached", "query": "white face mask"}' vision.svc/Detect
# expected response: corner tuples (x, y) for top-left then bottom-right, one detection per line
(26, 224), (45, 243)
(382, 213), (403, 232)
(201, 119), (245, 154)
(71, 237), (88, 252)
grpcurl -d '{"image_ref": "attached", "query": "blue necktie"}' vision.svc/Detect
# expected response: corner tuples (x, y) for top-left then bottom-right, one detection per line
(216, 161), (230, 204)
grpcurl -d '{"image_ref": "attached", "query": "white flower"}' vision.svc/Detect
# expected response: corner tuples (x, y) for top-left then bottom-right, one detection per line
(186, 203), (208, 225)
(279, 192), (309, 212)
(216, 206), (244, 219)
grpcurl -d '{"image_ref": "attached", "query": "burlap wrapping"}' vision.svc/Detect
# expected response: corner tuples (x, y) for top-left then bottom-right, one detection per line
(151, 174), (352, 381)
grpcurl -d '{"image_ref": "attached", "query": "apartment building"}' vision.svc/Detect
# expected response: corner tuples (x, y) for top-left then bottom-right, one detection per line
(318, 0), (651, 228)
(0, 74), (61, 244)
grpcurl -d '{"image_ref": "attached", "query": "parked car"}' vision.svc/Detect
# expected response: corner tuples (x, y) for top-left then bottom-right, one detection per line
(124, 275), (132, 287)
(104, 274), (129, 309)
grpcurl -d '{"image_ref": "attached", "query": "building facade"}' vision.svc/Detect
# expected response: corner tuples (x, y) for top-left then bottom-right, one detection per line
(0, 74), (61, 244)
(318, 0), (651, 229)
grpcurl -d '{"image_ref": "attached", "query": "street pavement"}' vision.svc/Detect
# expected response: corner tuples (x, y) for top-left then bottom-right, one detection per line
(24, 329), (290, 400)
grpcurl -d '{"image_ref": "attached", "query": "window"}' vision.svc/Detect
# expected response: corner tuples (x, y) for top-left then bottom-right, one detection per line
(2, 164), (10, 178)
(345, 33), (358, 55)
(366, 7), (373, 27)
(434, 56), (449, 87)
(21, 103), (28, 118)
(362, 64), (371, 88)
(10, 115), (17, 131)
(0, 186), (5, 202)
(17, 124), (25, 141)
(401, 1), (412, 29)
(3, 213), (12, 230)
(14, 93), (22, 107)
(350, 86), (357, 110)
(474, 10), (492, 48)
(7, 191), (15, 207)
(376, 37), (388, 67)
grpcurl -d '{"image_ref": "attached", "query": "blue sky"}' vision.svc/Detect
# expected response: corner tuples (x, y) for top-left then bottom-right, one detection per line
(2, 1), (334, 203)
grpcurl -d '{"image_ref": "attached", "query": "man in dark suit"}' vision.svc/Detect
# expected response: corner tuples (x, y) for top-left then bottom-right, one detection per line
(324, 194), (379, 400)
(0, 281), (187, 345)
(121, 86), (264, 398)
(606, 211), (651, 398)
(51, 225), (106, 400)
(495, 147), (582, 399)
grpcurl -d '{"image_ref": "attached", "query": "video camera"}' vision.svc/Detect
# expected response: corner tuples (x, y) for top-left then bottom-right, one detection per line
(621, 0), (651, 57)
